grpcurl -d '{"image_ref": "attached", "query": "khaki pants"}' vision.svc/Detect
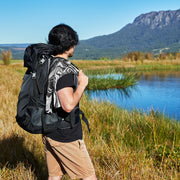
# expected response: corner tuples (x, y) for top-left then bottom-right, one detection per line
(43, 136), (95, 179)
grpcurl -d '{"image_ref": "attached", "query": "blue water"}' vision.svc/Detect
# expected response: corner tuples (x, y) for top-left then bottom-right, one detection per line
(86, 72), (180, 121)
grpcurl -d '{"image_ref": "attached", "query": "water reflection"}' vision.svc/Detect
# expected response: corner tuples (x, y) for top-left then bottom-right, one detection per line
(86, 71), (180, 121)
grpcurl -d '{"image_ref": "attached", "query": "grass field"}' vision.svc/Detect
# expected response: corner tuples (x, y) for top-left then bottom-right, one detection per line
(71, 59), (180, 73)
(0, 61), (180, 179)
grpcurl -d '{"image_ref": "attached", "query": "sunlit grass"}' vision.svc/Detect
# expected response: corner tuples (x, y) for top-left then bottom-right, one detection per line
(71, 59), (180, 72)
(0, 62), (180, 179)
(80, 96), (180, 179)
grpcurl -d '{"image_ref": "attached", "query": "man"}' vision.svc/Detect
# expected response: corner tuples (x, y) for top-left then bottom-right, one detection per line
(43, 24), (97, 180)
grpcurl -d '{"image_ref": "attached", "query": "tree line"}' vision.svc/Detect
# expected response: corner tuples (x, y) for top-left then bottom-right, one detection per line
(1, 49), (180, 66)
(122, 51), (180, 62)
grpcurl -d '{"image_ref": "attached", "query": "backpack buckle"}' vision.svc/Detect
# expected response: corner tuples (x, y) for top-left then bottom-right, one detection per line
(31, 72), (36, 79)
(39, 55), (46, 64)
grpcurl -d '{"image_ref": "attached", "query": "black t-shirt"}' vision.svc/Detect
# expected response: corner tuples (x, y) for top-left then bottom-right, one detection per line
(46, 73), (83, 142)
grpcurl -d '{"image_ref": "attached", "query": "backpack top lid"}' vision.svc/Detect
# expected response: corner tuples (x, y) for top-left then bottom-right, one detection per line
(24, 43), (54, 72)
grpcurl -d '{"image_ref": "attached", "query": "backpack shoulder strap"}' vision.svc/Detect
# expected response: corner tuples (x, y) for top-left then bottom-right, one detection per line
(46, 57), (79, 113)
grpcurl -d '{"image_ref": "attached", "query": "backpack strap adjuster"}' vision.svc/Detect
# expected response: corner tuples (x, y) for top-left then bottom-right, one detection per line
(39, 55), (46, 64)
(31, 72), (36, 79)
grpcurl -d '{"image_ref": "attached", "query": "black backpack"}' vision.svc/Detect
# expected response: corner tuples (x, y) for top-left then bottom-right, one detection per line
(16, 43), (60, 134)
(16, 43), (90, 134)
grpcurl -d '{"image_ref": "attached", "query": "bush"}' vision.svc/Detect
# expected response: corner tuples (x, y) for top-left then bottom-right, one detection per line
(1, 50), (12, 65)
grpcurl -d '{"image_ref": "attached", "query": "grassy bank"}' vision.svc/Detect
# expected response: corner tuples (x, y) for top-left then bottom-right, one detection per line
(71, 59), (180, 74)
(1, 60), (140, 91)
(2, 58), (180, 72)
(87, 73), (139, 90)
(81, 97), (180, 179)
(0, 63), (180, 179)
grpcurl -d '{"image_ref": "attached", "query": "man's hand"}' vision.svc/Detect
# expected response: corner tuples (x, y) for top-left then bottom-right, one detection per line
(78, 70), (88, 88)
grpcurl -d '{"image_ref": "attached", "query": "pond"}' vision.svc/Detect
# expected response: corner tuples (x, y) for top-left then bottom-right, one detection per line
(86, 71), (180, 121)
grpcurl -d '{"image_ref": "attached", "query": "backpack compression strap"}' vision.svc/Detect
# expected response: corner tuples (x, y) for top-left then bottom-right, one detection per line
(58, 107), (90, 132)
(79, 109), (90, 132)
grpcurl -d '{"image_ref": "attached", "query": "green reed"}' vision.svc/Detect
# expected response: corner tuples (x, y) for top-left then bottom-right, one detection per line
(80, 95), (180, 179)
(87, 73), (139, 90)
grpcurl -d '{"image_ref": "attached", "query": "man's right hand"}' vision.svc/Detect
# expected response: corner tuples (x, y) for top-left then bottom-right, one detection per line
(78, 70), (88, 88)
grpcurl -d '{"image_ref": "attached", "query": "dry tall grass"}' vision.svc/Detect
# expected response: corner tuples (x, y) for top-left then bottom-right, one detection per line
(71, 59), (180, 71)
(0, 64), (47, 179)
(0, 63), (180, 180)
(0, 50), (12, 65)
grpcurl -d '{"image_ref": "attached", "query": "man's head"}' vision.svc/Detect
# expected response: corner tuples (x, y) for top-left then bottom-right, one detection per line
(48, 24), (79, 55)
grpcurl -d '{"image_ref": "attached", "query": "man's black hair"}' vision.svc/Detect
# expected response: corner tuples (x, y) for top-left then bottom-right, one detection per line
(48, 24), (79, 55)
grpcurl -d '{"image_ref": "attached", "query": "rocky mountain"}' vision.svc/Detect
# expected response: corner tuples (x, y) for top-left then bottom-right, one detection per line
(133, 10), (180, 29)
(1, 9), (180, 60)
(73, 9), (180, 59)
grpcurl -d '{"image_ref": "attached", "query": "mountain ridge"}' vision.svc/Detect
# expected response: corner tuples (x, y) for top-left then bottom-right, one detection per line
(133, 9), (180, 29)
(1, 9), (180, 59)
(73, 9), (180, 59)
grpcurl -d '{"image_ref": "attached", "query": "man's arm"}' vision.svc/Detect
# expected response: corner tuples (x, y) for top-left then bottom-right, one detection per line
(57, 70), (88, 113)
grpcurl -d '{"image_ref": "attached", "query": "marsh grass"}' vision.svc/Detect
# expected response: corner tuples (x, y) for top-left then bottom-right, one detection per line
(81, 97), (180, 179)
(0, 64), (47, 179)
(0, 62), (180, 179)
(87, 73), (139, 91)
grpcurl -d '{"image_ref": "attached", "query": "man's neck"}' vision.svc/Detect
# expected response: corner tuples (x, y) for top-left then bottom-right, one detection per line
(55, 54), (68, 60)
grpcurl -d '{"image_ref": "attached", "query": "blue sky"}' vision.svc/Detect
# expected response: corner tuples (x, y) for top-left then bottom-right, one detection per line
(0, 0), (180, 44)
